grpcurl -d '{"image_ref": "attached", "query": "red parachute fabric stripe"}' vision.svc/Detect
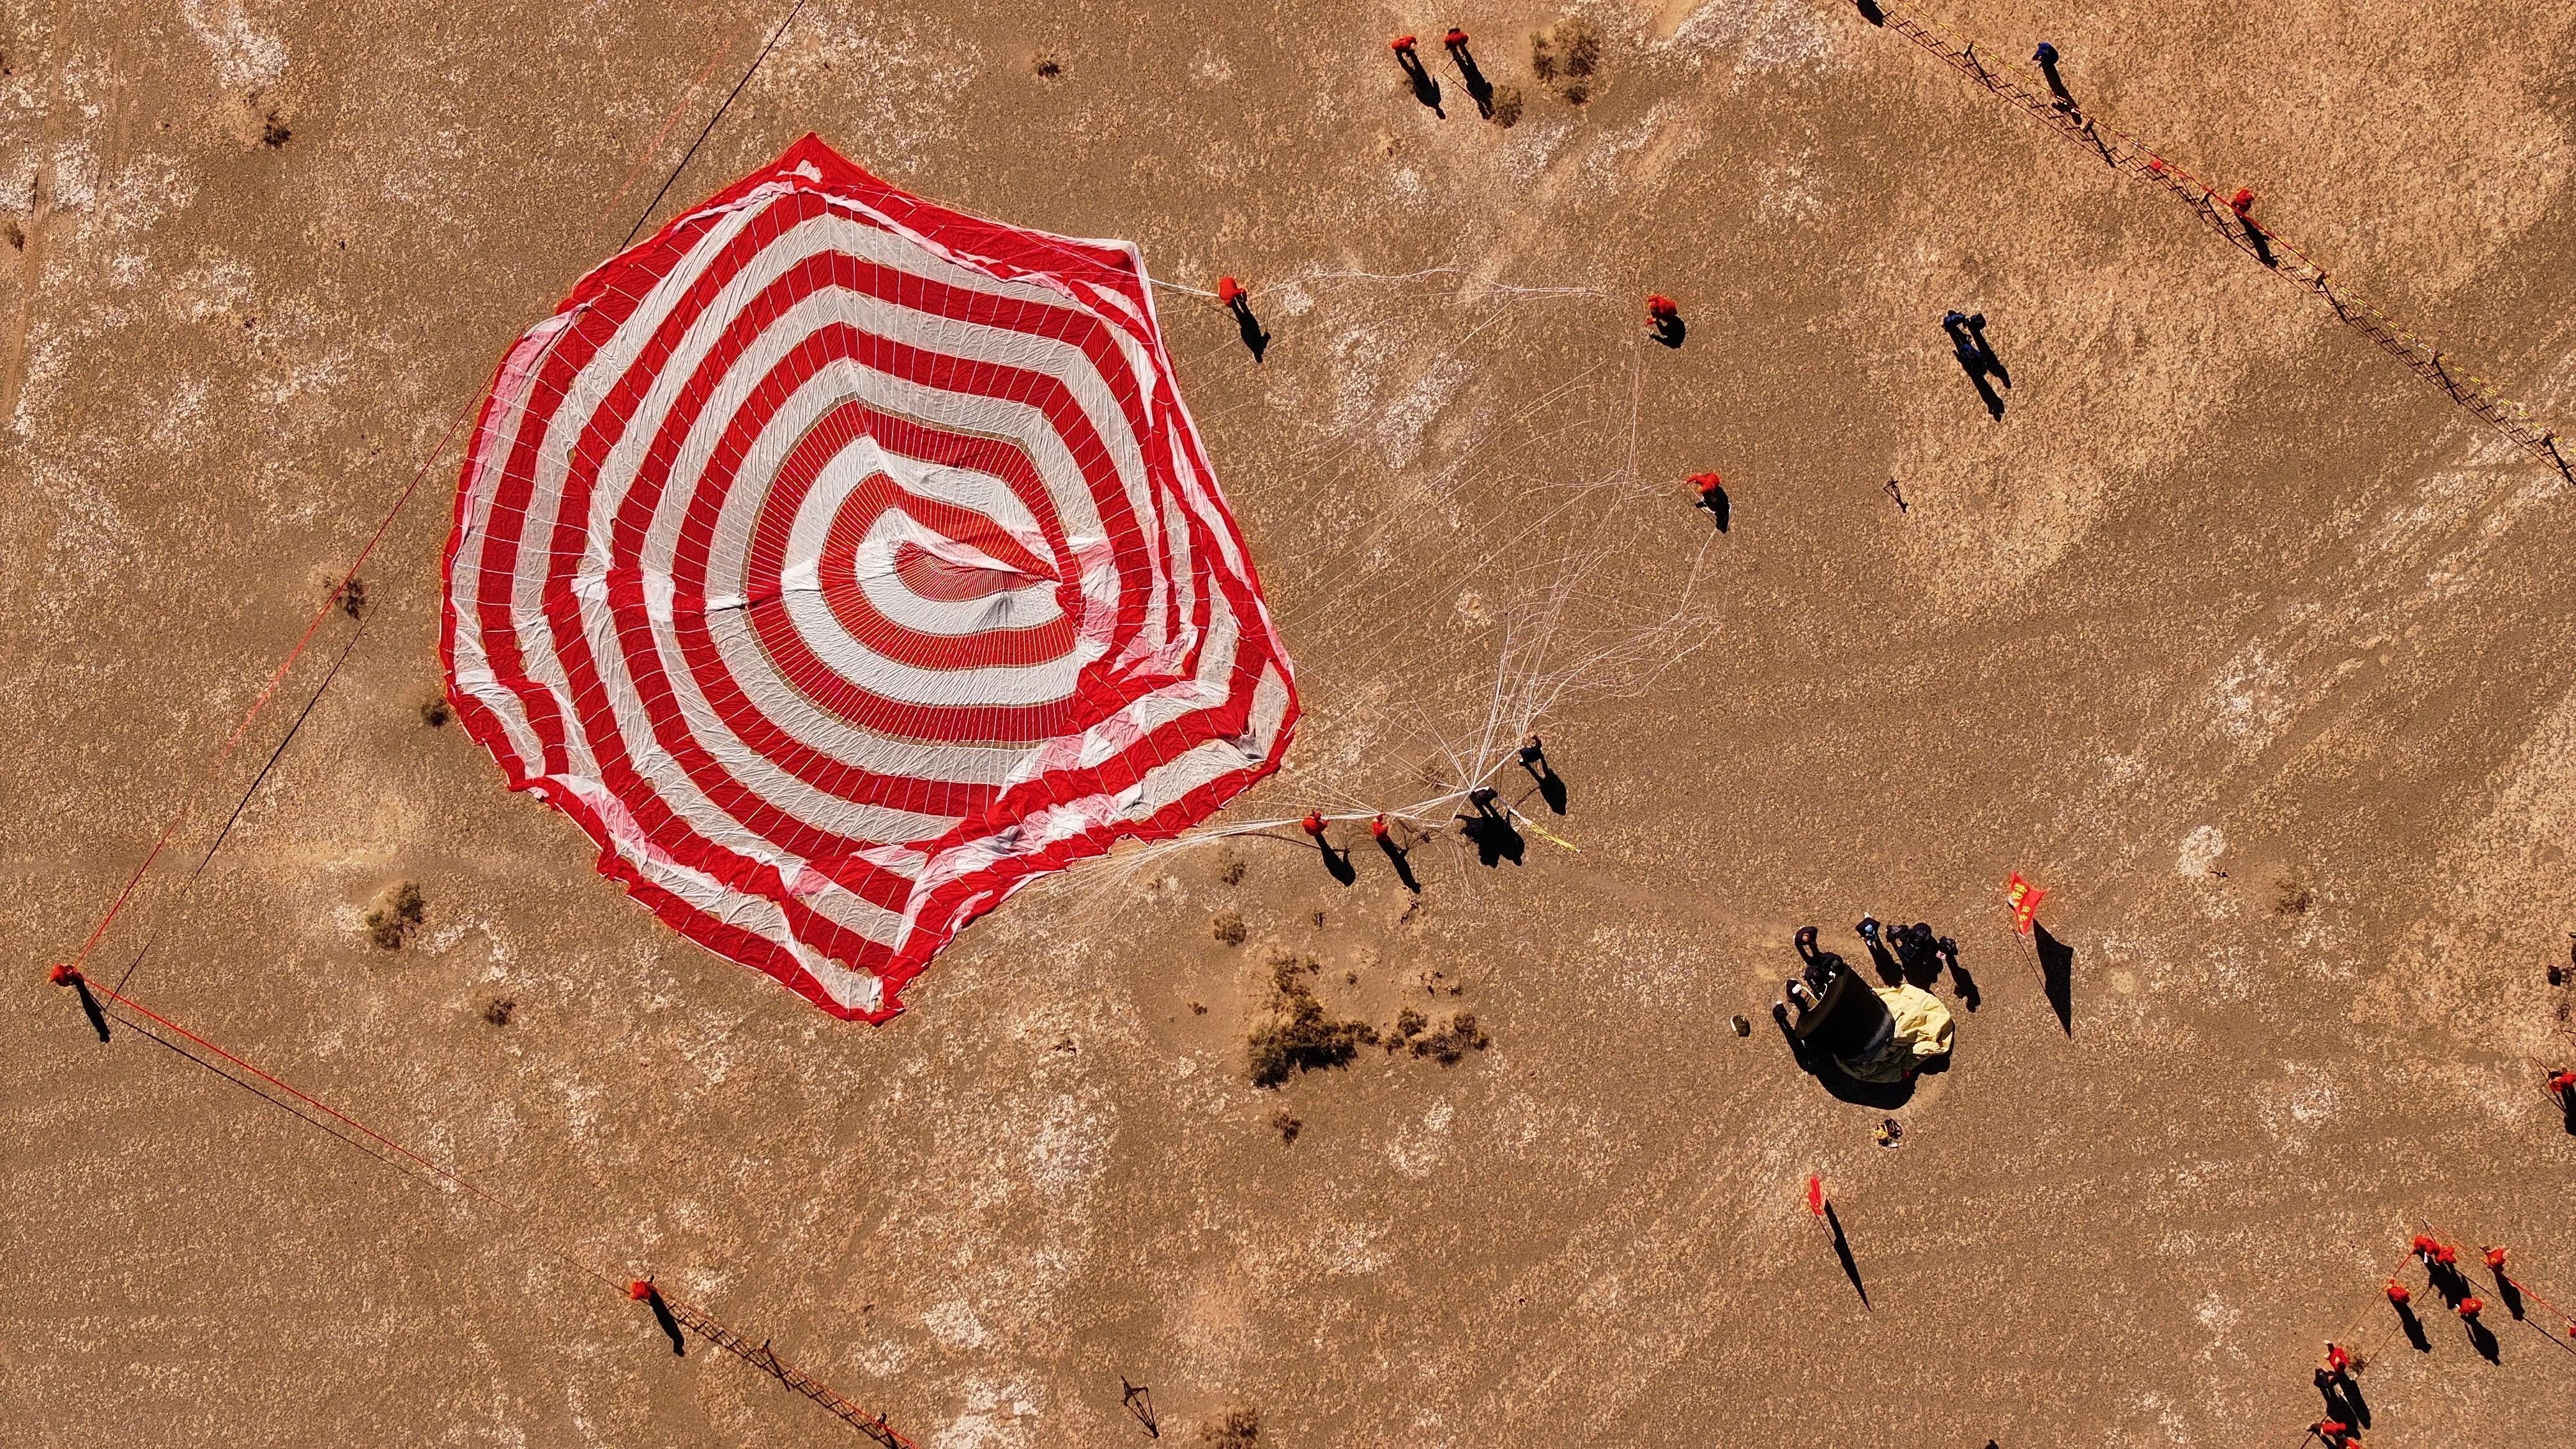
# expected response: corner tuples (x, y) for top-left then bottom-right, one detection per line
(441, 135), (1299, 1020)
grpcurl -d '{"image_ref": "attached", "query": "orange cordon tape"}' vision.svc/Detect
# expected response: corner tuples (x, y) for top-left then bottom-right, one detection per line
(1860, 1), (2575, 486)
(50, 969), (917, 1443)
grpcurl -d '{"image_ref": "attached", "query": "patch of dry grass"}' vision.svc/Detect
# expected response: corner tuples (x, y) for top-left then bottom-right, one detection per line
(1199, 1407), (1259, 1447)
(1246, 955), (1377, 1088)
(362, 881), (425, 950)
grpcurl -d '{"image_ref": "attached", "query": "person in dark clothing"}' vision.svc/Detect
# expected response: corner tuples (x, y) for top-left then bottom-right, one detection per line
(1942, 310), (2011, 418)
(1782, 926), (1897, 1064)
(2033, 42), (2076, 111)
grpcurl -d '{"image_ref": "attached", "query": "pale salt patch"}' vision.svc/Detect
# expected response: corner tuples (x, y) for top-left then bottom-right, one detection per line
(2175, 824), (2226, 877)
(181, 0), (290, 91)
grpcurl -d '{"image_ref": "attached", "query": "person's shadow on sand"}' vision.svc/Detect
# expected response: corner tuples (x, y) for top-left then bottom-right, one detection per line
(1227, 294), (1270, 362)
(1374, 829), (1422, 893)
(2034, 922), (2074, 1033)
(1459, 809), (1524, 867)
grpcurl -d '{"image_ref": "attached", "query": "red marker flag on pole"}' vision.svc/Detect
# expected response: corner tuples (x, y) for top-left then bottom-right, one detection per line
(1806, 1173), (1826, 1218)
(2005, 871), (2046, 935)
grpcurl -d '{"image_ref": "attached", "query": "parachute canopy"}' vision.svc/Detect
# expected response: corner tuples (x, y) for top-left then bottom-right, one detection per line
(442, 135), (1298, 1020)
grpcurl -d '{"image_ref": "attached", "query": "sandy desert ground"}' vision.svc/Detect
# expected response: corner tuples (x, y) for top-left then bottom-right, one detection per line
(6, 1), (2576, 1444)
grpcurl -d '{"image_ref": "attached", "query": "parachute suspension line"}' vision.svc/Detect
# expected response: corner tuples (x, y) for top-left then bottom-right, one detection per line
(67, 974), (917, 1443)
(590, 12), (766, 238)
(620, 0), (813, 250)
(61, 302), (594, 986)
(108, 615), (372, 1004)
(59, 395), (480, 977)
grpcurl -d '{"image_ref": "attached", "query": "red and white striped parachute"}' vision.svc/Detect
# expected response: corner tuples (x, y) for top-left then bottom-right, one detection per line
(441, 135), (1298, 1021)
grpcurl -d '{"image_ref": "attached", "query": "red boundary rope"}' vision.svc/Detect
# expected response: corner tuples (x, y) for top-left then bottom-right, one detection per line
(52, 968), (915, 1445)
(1863, 1), (2574, 486)
(61, 399), (477, 974)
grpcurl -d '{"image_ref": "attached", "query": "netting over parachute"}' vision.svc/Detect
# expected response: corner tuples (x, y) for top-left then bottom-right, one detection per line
(442, 134), (1298, 1021)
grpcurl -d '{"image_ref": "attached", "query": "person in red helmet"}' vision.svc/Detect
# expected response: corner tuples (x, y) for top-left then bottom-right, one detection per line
(2313, 1343), (2366, 1433)
(1301, 810), (1355, 884)
(1688, 471), (1730, 532)
(49, 962), (112, 1043)
(1392, 34), (1446, 118)
(1443, 27), (1496, 118)
(1368, 811), (1422, 893)
(1646, 294), (1685, 348)
(2227, 187), (2277, 266)
(1215, 275), (1268, 362)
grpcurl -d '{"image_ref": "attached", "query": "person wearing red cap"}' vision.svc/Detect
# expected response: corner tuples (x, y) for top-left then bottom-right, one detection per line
(1368, 811), (1422, 893)
(49, 962), (111, 1043)
(629, 1278), (685, 1356)
(2314, 1344), (2365, 1432)
(1301, 811), (1356, 884)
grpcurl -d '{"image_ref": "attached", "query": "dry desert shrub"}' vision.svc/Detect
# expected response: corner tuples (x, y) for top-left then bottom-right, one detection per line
(1246, 956), (1377, 1087)
(363, 881), (425, 950)
(1530, 17), (1601, 103)
(1199, 1407), (1259, 1447)
(1409, 1011), (1490, 1064)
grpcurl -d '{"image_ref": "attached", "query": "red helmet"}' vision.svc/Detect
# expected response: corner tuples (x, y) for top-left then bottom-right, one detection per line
(1215, 275), (1245, 305)
(1390, 34), (1418, 51)
(1646, 293), (1679, 318)
(1301, 811), (1325, 836)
